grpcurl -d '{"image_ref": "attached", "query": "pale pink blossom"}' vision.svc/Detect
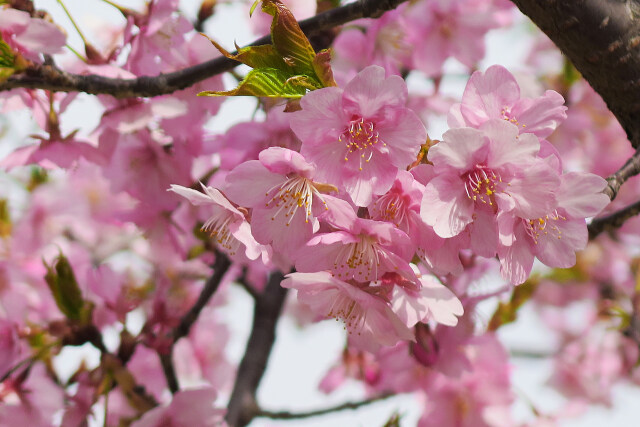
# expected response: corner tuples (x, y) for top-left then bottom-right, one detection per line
(295, 217), (414, 283)
(448, 65), (567, 138)
(290, 65), (426, 206)
(0, 8), (66, 60)
(331, 8), (411, 83)
(406, 0), (509, 76)
(282, 272), (414, 352)
(124, 0), (194, 75)
(225, 147), (339, 262)
(497, 171), (608, 285)
(551, 330), (638, 406)
(0, 319), (19, 378)
(169, 183), (262, 261)
(131, 387), (225, 427)
(421, 120), (560, 242)
(391, 274), (464, 327)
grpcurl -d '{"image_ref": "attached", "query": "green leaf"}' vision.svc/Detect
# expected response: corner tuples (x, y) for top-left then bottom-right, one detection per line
(0, 37), (15, 83)
(200, 0), (336, 99)
(44, 254), (86, 322)
(260, 0), (316, 74)
(488, 277), (539, 331)
(199, 67), (307, 98)
(201, 35), (287, 70)
(0, 38), (14, 68)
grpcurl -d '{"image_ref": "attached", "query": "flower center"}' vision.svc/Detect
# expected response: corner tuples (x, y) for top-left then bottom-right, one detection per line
(501, 106), (526, 129)
(463, 165), (502, 206)
(523, 210), (566, 244)
(327, 293), (367, 335)
(264, 176), (329, 226)
(376, 22), (410, 58)
(202, 212), (241, 255)
(333, 235), (381, 282)
(339, 118), (384, 171)
(370, 192), (409, 229)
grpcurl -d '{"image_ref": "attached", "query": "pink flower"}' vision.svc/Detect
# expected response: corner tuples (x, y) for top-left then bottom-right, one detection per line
(169, 183), (262, 261)
(224, 147), (341, 262)
(282, 271), (414, 352)
(290, 65), (426, 206)
(497, 172), (609, 285)
(131, 387), (225, 427)
(124, 0), (194, 75)
(421, 120), (560, 241)
(1, 135), (103, 170)
(295, 217), (414, 283)
(331, 8), (411, 83)
(551, 330), (638, 406)
(391, 274), (464, 328)
(448, 65), (567, 138)
(0, 319), (19, 378)
(0, 8), (66, 61)
(213, 106), (302, 171)
(406, 0), (507, 76)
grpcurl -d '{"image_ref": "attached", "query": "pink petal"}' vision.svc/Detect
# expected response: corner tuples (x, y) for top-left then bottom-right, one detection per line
(421, 175), (474, 238)
(511, 90), (567, 138)
(290, 87), (345, 144)
(506, 161), (560, 218)
(429, 127), (487, 171)
(342, 65), (408, 121)
(224, 160), (286, 207)
(535, 217), (587, 268)
(558, 172), (609, 218)
(499, 236), (534, 285)
(460, 65), (520, 127)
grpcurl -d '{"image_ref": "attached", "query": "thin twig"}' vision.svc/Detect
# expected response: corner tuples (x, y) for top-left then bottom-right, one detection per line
(173, 252), (232, 341)
(256, 393), (396, 420)
(0, 0), (408, 98)
(601, 146), (640, 201)
(159, 252), (232, 394)
(586, 147), (640, 239)
(588, 199), (640, 239)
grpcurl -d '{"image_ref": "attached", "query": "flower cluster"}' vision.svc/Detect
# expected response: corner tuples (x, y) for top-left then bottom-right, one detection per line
(0, 0), (631, 425)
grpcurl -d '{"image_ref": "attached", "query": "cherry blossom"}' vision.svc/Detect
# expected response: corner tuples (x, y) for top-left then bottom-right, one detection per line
(290, 65), (427, 206)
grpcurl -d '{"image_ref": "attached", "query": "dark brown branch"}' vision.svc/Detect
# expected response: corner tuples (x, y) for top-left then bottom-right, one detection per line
(173, 253), (232, 341)
(586, 146), (640, 238)
(510, 0), (640, 149)
(601, 146), (640, 201)
(225, 271), (288, 427)
(159, 352), (180, 394)
(588, 198), (640, 238)
(0, 0), (408, 98)
(256, 393), (395, 420)
(159, 252), (232, 394)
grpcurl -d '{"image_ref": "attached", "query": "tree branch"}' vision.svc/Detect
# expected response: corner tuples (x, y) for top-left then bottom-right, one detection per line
(255, 393), (395, 420)
(173, 252), (232, 341)
(586, 146), (640, 238)
(159, 252), (232, 394)
(510, 0), (640, 149)
(588, 198), (640, 239)
(602, 146), (640, 200)
(0, 0), (408, 98)
(225, 271), (288, 427)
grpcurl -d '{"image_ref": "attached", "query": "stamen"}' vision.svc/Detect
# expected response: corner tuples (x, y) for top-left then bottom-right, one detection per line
(523, 210), (567, 244)
(340, 118), (381, 170)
